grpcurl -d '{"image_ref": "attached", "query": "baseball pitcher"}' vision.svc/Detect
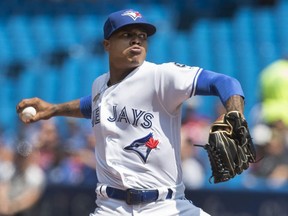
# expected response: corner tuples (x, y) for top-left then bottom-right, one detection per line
(16, 9), (256, 216)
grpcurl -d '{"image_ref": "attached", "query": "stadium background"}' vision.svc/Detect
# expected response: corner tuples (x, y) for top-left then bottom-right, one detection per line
(0, 0), (288, 215)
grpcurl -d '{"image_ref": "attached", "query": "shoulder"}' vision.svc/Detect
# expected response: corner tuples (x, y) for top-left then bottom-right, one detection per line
(152, 62), (203, 80)
(140, 61), (157, 70)
(92, 73), (108, 87)
(155, 62), (202, 73)
(141, 61), (176, 71)
(95, 73), (109, 82)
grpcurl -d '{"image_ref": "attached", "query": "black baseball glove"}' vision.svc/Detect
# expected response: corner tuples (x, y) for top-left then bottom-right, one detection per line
(196, 111), (256, 183)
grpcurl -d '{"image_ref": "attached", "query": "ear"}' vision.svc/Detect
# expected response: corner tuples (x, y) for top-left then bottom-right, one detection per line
(103, 40), (110, 51)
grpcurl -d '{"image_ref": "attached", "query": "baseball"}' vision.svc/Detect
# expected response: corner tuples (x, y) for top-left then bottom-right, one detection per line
(21, 106), (37, 121)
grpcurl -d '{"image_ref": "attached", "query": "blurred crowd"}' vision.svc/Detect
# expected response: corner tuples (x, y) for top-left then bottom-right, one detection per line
(1, 58), (288, 215)
(0, 118), (97, 215)
(1, 83), (288, 214)
(180, 96), (288, 191)
(248, 57), (288, 189)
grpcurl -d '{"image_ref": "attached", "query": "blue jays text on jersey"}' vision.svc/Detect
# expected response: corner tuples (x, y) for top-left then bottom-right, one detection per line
(92, 105), (154, 129)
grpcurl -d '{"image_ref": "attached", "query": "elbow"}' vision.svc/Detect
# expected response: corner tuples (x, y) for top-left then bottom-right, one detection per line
(214, 75), (244, 104)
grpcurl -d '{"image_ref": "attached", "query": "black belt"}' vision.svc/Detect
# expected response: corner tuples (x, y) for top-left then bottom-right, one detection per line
(105, 186), (173, 205)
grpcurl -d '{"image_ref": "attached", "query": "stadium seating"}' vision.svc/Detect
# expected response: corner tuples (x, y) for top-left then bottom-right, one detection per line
(0, 0), (287, 131)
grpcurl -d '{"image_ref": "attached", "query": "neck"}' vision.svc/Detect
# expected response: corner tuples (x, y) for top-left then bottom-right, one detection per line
(108, 66), (137, 86)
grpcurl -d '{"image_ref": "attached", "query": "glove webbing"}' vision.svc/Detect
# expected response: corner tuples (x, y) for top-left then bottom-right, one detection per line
(195, 144), (233, 183)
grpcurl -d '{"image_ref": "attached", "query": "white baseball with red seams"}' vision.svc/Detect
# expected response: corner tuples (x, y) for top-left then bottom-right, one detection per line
(21, 106), (37, 121)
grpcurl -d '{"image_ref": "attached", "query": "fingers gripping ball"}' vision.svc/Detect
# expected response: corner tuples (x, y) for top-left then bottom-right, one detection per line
(20, 106), (37, 121)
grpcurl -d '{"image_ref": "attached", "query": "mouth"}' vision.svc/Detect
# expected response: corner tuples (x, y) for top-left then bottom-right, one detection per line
(129, 46), (142, 55)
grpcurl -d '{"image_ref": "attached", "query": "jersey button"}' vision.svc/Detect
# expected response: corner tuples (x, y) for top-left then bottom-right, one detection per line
(106, 136), (111, 142)
(124, 178), (133, 184)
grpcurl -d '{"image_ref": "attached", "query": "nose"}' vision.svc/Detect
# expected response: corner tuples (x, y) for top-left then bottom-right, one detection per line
(130, 35), (142, 46)
(130, 34), (142, 45)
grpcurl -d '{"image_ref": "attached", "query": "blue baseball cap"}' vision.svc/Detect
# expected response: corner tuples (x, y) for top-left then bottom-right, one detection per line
(104, 9), (156, 39)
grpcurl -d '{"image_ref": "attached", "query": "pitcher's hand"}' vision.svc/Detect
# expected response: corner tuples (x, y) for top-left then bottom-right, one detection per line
(16, 97), (56, 123)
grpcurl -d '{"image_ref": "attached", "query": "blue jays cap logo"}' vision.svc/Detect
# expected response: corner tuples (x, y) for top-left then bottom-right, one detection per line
(121, 10), (142, 21)
(104, 9), (156, 39)
(124, 133), (159, 163)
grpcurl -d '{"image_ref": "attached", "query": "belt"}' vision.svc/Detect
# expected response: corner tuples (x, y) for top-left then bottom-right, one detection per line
(105, 186), (173, 205)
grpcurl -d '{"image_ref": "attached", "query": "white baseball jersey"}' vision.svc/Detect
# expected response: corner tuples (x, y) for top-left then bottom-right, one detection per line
(91, 61), (202, 194)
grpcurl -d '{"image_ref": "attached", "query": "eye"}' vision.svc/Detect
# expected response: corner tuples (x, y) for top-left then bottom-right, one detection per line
(120, 32), (147, 40)
(138, 33), (147, 40)
(122, 32), (132, 38)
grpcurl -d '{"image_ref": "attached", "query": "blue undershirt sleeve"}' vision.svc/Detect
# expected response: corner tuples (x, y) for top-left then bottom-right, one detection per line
(80, 95), (92, 119)
(195, 70), (244, 105)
